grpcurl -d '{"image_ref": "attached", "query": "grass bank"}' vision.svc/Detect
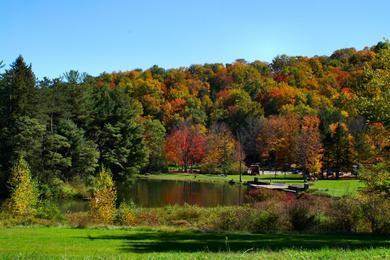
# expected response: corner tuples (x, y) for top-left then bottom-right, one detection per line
(138, 173), (303, 184)
(138, 173), (364, 197)
(0, 227), (389, 259)
(310, 179), (365, 197)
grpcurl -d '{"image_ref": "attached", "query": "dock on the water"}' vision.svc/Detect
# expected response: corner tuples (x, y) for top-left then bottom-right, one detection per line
(247, 179), (309, 193)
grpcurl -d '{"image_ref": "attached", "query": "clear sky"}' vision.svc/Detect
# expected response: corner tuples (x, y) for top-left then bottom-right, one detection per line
(1, 0), (389, 79)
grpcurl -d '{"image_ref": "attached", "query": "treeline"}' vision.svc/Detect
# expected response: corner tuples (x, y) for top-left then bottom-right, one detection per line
(1, 41), (390, 196)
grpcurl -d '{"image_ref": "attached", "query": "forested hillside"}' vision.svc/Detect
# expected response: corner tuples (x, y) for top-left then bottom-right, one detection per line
(0, 41), (389, 197)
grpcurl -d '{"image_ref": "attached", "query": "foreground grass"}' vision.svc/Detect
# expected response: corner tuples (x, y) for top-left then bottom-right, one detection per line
(0, 227), (389, 259)
(139, 173), (363, 196)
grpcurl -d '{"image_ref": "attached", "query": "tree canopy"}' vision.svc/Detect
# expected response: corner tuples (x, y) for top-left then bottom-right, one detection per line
(0, 41), (389, 198)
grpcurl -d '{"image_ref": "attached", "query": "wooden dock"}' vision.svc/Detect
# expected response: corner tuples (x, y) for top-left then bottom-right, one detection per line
(247, 180), (308, 193)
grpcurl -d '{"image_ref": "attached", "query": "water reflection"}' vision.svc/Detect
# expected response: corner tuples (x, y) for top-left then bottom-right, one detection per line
(117, 179), (245, 207)
(59, 179), (246, 212)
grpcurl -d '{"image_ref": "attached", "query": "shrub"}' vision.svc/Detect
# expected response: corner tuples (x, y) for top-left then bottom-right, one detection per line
(3, 157), (38, 217)
(252, 200), (291, 231)
(36, 200), (63, 221)
(359, 193), (390, 234)
(164, 204), (202, 224)
(246, 188), (291, 203)
(0, 211), (28, 227)
(200, 162), (221, 174)
(226, 161), (248, 175)
(327, 197), (362, 232)
(115, 201), (137, 226)
(170, 219), (191, 227)
(215, 208), (239, 231)
(66, 212), (92, 228)
(248, 211), (279, 233)
(89, 166), (116, 224)
(136, 209), (160, 225)
(359, 163), (390, 194)
(195, 208), (220, 231)
(357, 163), (390, 234)
(288, 200), (316, 231)
(213, 207), (250, 231)
(200, 162), (247, 175)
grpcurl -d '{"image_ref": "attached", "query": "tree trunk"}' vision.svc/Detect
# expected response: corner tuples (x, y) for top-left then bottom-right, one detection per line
(239, 160), (242, 183)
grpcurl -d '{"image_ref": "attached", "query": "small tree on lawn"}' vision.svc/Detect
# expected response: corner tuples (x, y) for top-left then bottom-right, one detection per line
(90, 166), (116, 224)
(5, 156), (38, 217)
(165, 122), (206, 172)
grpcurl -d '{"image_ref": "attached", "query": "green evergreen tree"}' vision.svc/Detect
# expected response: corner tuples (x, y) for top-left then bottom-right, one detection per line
(323, 123), (356, 179)
(56, 119), (99, 180)
(88, 85), (147, 180)
(10, 116), (45, 174)
(42, 119), (99, 182)
(0, 56), (43, 194)
(41, 132), (72, 182)
(0, 56), (38, 124)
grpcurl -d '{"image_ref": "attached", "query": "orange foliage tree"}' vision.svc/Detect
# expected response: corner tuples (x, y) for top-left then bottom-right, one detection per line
(202, 123), (241, 174)
(293, 116), (323, 176)
(257, 114), (300, 169)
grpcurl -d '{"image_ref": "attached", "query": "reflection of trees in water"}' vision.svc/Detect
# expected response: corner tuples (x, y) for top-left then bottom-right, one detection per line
(59, 180), (246, 212)
(118, 179), (245, 207)
(165, 183), (184, 205)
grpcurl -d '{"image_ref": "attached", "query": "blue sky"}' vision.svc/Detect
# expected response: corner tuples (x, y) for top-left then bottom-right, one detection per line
(1, 0), (389, 79)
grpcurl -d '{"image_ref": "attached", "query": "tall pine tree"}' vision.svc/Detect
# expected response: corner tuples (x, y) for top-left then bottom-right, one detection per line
(0, 56), (43, 196)
(88, 85), (147, 180)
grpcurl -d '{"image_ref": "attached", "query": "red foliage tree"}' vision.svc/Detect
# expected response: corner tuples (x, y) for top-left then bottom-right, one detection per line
(165, 123), (206, 171)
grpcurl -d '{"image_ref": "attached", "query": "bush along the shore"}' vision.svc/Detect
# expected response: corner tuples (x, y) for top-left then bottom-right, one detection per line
(89, 166), (116, 224)
(2, 157), (39, 217)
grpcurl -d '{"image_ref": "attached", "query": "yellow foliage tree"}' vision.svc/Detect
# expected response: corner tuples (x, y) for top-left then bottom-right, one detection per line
(202, 124), (239, 174)
(90, 166), (116, 224)
(5, 157), (38, 217)
(294, 116), (323, 175)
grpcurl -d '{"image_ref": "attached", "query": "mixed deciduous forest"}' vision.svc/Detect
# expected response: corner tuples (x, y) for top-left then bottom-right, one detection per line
(0, 40), (390, 260)
(0, 41), (389, 199)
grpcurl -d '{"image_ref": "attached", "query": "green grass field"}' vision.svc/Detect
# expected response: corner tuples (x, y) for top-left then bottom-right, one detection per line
(310, 179), (365, 197)
(138, 173), (364, 197)
(0, 227), (389, 259)
(138, 173), (303, 184)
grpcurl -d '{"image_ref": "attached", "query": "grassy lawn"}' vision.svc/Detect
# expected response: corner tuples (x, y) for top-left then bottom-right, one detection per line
(310, 179), (365, 197)
(138, 173), (364, 197)
(138, 173), (303, 184)
(0, 227), (389, 259)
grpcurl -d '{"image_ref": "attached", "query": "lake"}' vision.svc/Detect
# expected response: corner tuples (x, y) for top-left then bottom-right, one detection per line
(58, 179), (247, 212)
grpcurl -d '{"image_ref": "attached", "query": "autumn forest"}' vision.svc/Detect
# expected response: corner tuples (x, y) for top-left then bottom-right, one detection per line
(0, 41), (389, 199)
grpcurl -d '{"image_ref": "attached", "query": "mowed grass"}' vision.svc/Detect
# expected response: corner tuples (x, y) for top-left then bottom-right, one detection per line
(138, 173), (303, 184)
(310, 179), (365, 197)
(139, 173), (364, 197)
(0, 227), (389, 259)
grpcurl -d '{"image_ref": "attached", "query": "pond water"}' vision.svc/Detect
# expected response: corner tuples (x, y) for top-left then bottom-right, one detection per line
(58, 179), (247, 213)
